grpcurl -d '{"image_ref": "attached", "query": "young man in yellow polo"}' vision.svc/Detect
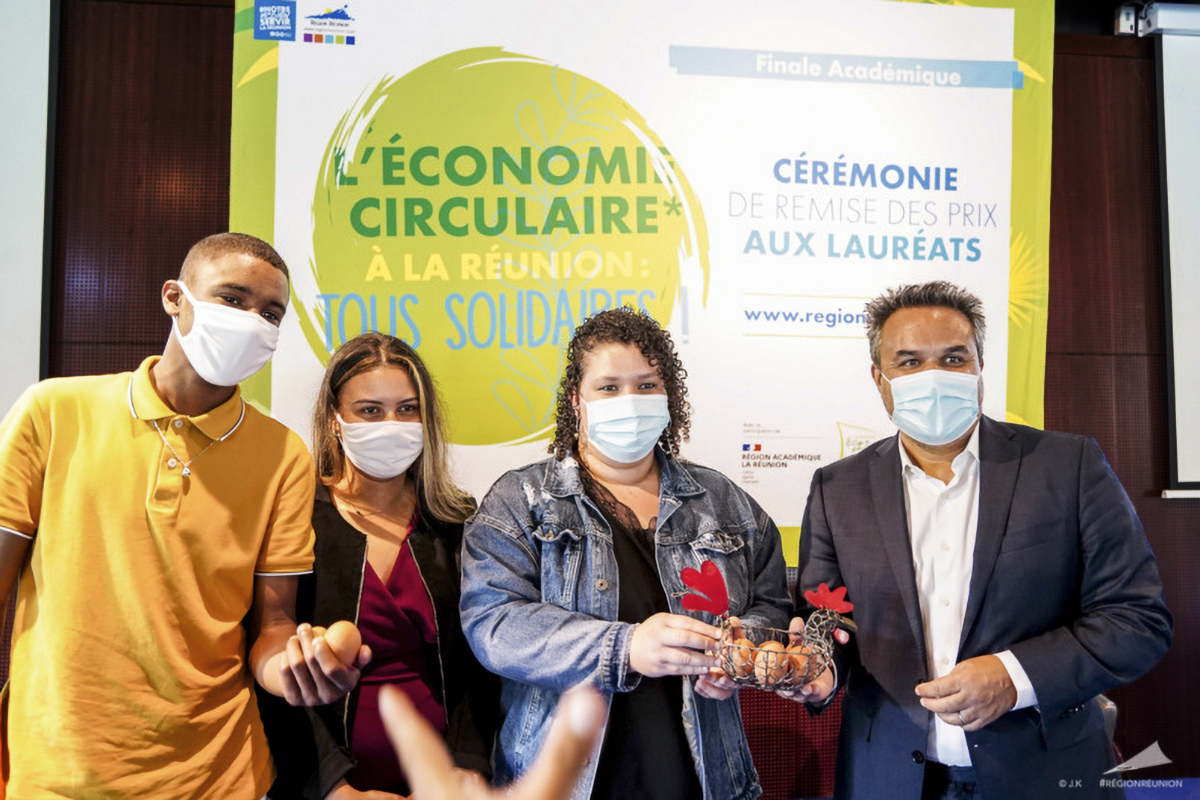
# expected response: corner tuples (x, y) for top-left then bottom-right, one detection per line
(0, 233), (366, 799)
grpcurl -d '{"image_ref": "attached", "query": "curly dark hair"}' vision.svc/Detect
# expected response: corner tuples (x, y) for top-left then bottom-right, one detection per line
(550, 307), (690, 459)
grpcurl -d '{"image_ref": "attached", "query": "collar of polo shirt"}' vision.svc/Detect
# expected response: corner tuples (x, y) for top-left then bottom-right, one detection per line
(127, 356), (245, 441)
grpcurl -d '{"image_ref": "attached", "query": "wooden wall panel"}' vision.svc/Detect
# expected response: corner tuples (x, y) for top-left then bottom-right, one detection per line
(1048, 40), (1163, 356)
(49, 0), (233, 377)
(1048, 34), (1199, 778)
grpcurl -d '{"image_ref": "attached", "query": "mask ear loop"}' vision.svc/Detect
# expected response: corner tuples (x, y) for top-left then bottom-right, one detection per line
(331, 410), (347, 461)
(573, 395), (587, 453)
(659, 405), (671, 457)
(168, 281), (193, 340)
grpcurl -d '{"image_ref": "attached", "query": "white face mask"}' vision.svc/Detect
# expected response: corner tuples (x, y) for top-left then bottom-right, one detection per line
(336, 414), (424, 480)
(582, 394), (670, 464)
(173, 281), (280, 387)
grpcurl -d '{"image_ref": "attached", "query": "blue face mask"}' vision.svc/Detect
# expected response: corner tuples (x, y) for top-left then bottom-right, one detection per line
(582, 394), (670, 464)
(883, 369), (980, 446)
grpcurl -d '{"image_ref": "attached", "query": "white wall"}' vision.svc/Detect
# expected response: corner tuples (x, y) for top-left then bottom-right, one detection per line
(0, 0), (52, 415)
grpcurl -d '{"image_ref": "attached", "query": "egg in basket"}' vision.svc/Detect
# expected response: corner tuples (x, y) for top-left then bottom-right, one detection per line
(680, 560), (855, 693)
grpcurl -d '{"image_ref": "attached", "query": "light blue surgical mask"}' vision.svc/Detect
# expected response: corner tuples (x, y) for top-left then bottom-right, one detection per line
(883, 369), (980, 446)
(582, 394), (670, 464)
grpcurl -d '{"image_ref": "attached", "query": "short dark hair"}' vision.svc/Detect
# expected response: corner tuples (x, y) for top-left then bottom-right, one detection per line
(179, 232), (289, 281)
(550, 307), (690, 459)
(865, 281), (986, 366)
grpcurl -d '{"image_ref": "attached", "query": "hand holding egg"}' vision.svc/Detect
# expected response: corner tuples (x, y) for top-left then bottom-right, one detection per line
(272, 620), (370, 707)
(320, 620), (364, 665)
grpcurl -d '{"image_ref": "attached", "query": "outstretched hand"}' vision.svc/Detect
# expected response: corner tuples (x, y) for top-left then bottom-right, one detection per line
(381, 683), (606, 800)
(325, 778), (407, 800)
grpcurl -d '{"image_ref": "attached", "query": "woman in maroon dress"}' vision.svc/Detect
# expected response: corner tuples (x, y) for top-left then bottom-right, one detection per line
(261, 332), (497, 799)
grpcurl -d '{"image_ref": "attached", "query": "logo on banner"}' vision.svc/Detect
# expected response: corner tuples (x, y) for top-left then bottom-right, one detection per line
(302, 3), (356, 45)
(740, 445), (821, 479)
(301, 47), (710, 446)
(837, 422), (877, 457)
(253, 1), (296, 41)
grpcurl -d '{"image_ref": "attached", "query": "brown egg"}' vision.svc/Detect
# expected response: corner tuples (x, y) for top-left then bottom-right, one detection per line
(323, 620), (363, 664)
(787, 644), (814, 683)
(754, 640), (789, 686)
(726, 637), (756, 679)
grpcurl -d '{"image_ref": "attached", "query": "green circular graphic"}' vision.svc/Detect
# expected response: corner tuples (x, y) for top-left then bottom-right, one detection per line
(303, 47), (709, 446)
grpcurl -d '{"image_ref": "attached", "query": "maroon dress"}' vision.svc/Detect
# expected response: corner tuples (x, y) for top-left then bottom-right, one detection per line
(346, 533), (444, 793)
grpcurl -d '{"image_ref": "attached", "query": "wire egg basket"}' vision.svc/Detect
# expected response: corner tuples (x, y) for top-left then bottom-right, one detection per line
(716, 608), (854, 692)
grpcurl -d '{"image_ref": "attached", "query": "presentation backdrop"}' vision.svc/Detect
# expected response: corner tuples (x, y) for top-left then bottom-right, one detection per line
(231, 0), (1053, 563)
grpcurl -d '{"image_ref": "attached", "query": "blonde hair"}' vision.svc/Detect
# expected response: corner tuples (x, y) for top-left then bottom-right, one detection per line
(312, 333), (475, 523)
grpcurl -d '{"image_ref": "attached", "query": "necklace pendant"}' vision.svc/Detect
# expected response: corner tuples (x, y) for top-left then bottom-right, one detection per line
(181, 466), (191, 478)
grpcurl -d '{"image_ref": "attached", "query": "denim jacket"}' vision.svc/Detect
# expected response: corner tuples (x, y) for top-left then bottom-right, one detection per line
(460, 450), (791, 800)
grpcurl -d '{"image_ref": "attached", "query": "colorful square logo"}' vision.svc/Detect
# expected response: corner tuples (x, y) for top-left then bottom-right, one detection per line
(300, 3), (357, 46)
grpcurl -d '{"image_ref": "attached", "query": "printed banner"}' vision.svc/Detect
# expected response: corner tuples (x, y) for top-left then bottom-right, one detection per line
(231, 0), (1053, 564)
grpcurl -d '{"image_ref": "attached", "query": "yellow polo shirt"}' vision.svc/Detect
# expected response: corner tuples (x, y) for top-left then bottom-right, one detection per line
(0, 357), (315, 799)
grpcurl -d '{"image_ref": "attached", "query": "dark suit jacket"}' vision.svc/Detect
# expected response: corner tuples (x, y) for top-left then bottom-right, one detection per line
(798, 417), (1171, 800)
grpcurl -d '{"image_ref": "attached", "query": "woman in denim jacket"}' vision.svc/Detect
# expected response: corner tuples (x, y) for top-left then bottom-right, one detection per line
(461, 308), (791, 800)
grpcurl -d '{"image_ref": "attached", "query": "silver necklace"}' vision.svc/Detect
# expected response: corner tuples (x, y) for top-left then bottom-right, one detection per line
(342, 495), (379, 517)
(153, 420), (215, 477)
(341, 495), (407, 519)
(152, 400), (246, 478)
(335, 486), (414, 520)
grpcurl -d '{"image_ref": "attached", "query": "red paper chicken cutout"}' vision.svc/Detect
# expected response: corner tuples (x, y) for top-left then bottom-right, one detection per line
(803, 583), (854, 644)
(680, 560), (730, 616)
(804, 582), (854, 614)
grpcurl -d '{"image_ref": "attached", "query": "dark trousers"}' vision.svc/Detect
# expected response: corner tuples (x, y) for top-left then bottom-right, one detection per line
(922, 762), (983, 800)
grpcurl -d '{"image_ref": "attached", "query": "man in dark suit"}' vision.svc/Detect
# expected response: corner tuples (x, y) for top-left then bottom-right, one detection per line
(790, 281), (1172, 800)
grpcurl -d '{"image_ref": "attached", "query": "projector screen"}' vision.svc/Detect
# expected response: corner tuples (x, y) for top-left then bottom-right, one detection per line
(1156, 25), (1200, 488)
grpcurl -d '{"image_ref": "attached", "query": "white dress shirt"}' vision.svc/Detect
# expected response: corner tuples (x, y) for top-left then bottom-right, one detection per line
(899, 424), (1037, 766)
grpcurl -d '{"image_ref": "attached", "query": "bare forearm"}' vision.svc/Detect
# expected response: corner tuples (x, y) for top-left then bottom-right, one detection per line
(251, 582), (367, 707)
(251, 620), (296, 696)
